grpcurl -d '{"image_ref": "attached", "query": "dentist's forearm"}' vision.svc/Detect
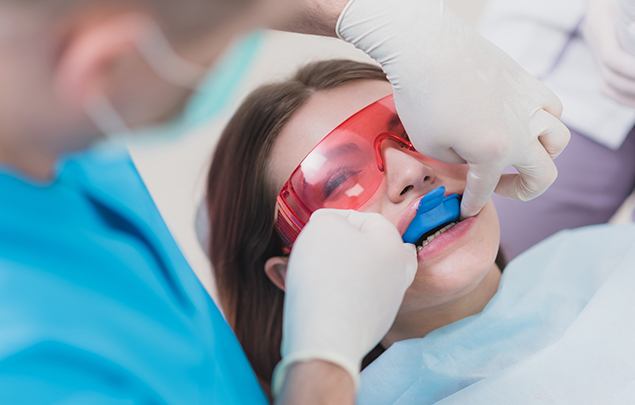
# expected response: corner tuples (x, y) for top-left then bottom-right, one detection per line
(272, 0), (349, 37)
(277, 360), (355, 405)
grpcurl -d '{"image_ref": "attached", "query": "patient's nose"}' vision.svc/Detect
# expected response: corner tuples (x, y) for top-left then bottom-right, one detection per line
(384, 147), (438, 203)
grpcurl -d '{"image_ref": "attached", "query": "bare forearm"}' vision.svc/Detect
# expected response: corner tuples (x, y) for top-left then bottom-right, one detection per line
(271, 0), (350, 37)
(276, 360), (355, 405)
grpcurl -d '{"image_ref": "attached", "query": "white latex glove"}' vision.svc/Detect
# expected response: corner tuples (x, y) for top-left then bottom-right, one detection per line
(337, 0), (571, 217)
(272, 209), (417, 394)
(585, 0), (635, 109)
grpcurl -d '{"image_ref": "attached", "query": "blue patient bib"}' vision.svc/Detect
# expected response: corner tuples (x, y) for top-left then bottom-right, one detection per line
(0, 148), (266, 404)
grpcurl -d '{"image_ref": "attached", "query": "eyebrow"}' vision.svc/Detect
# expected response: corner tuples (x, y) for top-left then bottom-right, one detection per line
(324, 142), (363, 159)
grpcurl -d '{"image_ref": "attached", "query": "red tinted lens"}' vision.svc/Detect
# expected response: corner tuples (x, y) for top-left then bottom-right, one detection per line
(289, 132), (381, 211)
(275, 94), (405, 247)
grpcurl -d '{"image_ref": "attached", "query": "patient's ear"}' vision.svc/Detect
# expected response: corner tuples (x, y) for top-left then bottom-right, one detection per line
(264, 257), (289, 291)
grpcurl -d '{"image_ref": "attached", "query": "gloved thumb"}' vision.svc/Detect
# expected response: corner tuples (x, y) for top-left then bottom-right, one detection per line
(310, 208), (356, 224)
(345, 211), (399, 236)
(315, 209), (400, 237)
(461, 163), (502, 218)
(401, 243), (418, 285)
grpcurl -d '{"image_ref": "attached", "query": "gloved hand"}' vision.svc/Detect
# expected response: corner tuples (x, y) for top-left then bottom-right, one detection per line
(585, 0), (635, 108)
(337, 0), (571, 217)
(272, 209), (417, 394)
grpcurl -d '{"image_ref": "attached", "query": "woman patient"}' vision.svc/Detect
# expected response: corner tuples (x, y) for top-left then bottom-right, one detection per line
(205, 60), (635, 402)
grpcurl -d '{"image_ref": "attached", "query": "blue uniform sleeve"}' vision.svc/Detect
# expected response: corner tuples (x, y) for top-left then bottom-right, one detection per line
(0, 262), (166, 404)
(0, 344), (145, 404)
(0, 242), (266, 404)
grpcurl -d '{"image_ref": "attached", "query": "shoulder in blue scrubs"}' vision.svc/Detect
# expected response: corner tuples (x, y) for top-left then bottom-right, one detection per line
(0, 147), (267, 404)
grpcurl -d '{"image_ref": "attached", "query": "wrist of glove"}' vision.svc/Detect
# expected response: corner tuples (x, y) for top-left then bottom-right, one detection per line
(271, 209), (417, 396)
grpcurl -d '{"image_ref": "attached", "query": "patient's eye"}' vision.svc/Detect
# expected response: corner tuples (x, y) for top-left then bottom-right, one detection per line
(323, 168), (362, 199)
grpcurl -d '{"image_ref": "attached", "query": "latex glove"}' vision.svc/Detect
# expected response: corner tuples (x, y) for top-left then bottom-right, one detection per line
(272, 209), (417, 394)
(585, 0), (635, 108)
(337, 0), (571, 217)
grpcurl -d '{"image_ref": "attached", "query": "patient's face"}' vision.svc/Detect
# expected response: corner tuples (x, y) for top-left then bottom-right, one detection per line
(268, 80), (500, 315)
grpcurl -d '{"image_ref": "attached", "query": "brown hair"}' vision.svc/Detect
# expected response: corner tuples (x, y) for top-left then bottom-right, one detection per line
(206, 60), (388, 397)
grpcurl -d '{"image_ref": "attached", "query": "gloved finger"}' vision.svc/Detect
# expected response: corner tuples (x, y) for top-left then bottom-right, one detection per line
(601, 66), (635, 95)
(310, 208), (356, 224)
(495, 142), (558, 201)
(400, 243), (418, 285)
(602, 84), (635, 109)
(315, 208), (396, 235)
(460, 163), (503, 218)
(536, 85), (564, 118)
(348, 211), (401, 237)
(531, 109), (571, 159)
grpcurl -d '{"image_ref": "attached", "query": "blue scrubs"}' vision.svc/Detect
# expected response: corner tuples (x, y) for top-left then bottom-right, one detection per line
(0, 148), (267, 404)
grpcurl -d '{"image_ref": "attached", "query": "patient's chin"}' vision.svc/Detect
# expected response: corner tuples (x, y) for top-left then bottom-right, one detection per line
(405, 203), (500, 307)
(407, 260), (494, 308)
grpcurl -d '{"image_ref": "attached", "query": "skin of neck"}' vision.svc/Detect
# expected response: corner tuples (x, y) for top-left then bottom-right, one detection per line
(382, 264), (502, 347)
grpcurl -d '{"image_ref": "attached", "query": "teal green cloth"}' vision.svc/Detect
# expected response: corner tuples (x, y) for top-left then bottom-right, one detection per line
(183, 32), (262, 129)
(125, 32), (262, 143)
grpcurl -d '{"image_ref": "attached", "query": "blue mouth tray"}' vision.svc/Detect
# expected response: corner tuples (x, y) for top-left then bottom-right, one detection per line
(403, 186), (461, 244)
